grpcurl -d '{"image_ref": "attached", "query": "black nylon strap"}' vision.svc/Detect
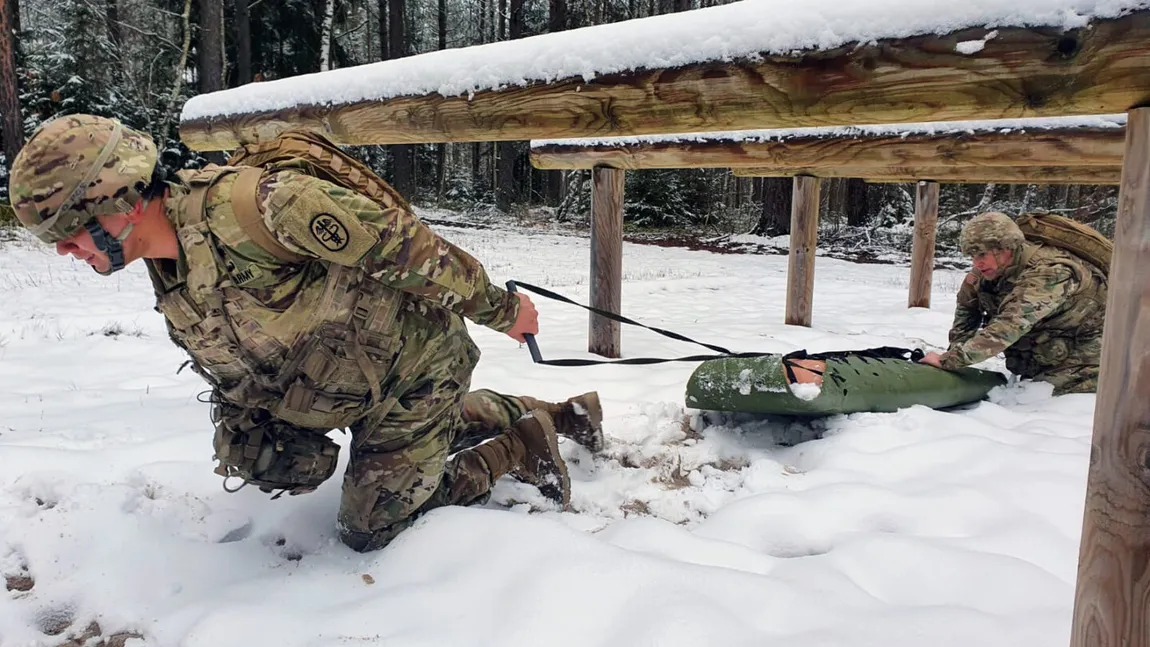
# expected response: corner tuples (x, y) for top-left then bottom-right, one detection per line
(506, 280), (925, 370)
(506, 280), (775, 366)
(85, 220), (126, 275)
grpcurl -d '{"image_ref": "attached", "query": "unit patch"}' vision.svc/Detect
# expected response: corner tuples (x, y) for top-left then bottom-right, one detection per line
(311, 213), (350, 252)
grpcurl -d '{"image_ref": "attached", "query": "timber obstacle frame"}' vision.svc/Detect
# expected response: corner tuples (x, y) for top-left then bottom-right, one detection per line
(181, 9), (1150, 646)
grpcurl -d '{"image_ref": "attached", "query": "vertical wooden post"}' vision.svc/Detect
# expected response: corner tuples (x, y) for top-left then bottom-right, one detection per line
(908, 181), (940, 308)
(589, 166), (624, 358)
(785, 175), (821, 326)
(1069, 106), (1150, 647)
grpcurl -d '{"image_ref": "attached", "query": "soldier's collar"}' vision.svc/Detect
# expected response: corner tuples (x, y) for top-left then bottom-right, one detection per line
(1000, 243), (1037, 282)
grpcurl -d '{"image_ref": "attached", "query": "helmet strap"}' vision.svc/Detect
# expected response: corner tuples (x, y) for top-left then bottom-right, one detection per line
(85, 219), (134, 275)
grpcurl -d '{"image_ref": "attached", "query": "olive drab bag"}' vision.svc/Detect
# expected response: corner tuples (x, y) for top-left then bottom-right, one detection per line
(1016, 212), (1113, 278)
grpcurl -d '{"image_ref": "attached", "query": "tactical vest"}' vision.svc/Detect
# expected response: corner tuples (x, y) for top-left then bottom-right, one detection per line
(975, 243), (1107, 363)
(149, 167), (406, 431)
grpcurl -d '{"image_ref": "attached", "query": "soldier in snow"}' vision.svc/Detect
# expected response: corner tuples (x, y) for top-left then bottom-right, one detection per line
(919, 211), (1107, 396)
(9, 114), (604, 552)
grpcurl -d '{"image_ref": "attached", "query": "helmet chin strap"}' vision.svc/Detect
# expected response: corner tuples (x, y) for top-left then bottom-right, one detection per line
(85, 216), (140, 276)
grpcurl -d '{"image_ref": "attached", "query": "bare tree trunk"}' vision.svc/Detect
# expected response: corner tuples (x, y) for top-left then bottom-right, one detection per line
(0, 0), (21, 169)
(549, 0), (566, 31)
(495, 0), (523, 213)
(387, 0), (414, 198)
(378, 0), (388, 59)
(846, 178), (868, 227)
(754, 177), (792, 236)
(197, 0), (223, 93)
(435, 0), (447, 202)
(541, 0), (566, 205)
(319, 0), (336, 71)
(105, 0), (122, 47)
(974, 183), (997, 213)
(235, 0), (251, 84)
(1019, 184), (1039, 213)
(165, 0), (194, 132)
(220, 1), (228, 86)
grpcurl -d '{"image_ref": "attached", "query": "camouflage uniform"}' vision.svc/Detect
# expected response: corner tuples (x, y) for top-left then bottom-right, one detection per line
(942, 212), (1107, 395)
(9, 115), (603, 553)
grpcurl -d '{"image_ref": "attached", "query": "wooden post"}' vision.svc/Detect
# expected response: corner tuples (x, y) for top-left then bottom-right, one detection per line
(785, 175), (820, 326)
(908, 181), (940, 308)
(1068, 106), (1150, 647)
(589, 167), (624, 357)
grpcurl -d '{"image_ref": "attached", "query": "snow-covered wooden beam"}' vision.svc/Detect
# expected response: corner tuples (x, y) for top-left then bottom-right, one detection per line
(1069, 105), (1150, 647)
(529, 117), (1127, 170)
(177, 8), (1150, 151)
(732, 165), (1121, 184)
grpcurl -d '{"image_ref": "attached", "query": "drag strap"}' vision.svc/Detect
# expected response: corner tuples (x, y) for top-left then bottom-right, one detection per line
(506, 280), (773, 366)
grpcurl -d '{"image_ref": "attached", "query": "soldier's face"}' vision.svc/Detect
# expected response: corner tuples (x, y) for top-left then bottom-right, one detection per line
(972, 249), (1013, 279)
(55, 210), (137, 274)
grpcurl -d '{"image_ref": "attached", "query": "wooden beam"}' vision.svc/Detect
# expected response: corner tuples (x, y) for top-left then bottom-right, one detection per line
(733, 165), (1121, 184)
(785, 176), (820, 327)
(908, 181), (940, 309)
(179, 13), (1150, 151)
(530, 127), (1126, 170)
(1069, 106), (1150, 647)
(589, 167), (624, 358)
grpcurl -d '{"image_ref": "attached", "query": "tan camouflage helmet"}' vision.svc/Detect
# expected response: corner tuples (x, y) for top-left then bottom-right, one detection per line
(959, 211), (1026, 257)
(9, 114), (158, 244)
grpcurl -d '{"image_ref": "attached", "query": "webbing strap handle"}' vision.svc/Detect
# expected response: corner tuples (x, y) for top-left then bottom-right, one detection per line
(505, 280), (775, 367)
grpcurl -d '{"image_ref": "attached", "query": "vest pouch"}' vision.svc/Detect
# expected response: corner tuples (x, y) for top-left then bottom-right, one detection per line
(271, 323), (399, 429)
(213, 415), (339, 496)
(157, 290), (252, 387)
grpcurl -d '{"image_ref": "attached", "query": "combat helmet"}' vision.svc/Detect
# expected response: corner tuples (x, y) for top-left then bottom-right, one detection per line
(959, 211), (1026, 257)
(8, 114), (158, 273)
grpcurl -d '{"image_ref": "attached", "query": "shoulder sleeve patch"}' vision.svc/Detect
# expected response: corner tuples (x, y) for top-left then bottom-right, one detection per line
(265, 175), (379, 266)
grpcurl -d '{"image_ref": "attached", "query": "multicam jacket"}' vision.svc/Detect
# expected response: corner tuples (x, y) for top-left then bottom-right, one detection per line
(146, 163), (519, 429)
(942, 242), (1106, 374)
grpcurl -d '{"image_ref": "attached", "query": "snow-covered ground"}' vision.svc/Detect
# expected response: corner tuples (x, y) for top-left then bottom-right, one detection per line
(0, 214), (1094, 647)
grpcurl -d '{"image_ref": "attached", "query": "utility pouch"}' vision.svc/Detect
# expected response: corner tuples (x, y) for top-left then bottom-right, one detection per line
(213, 413), (340, 497)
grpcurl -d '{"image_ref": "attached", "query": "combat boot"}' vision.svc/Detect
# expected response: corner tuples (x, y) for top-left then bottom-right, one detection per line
(518, 392), (604, 452)
(472, 410), (571, 509)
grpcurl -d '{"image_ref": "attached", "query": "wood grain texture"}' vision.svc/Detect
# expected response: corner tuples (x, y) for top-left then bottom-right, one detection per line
(530, 128), (1126, 170)
(180, 13), (1150, 150)
(785, 176), (820, 327)
(908, 182), (940, 309)
(1069, 106), (1150, 647)
(733, 165), (1121, 184)
(589, 167), (624, 358)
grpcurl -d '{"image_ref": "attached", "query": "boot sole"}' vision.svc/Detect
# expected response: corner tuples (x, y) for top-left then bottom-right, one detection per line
(528, 410), (571, 510)
(574, 392), (605, 452)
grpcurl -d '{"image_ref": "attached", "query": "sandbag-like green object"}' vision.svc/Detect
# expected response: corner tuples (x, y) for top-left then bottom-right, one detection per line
(685, 347), (1007, 416)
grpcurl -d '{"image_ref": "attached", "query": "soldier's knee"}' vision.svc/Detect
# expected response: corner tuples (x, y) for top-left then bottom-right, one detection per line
(338, 518), (413, 552)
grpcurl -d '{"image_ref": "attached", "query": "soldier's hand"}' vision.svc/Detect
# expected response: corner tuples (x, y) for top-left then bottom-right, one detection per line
(918, 351), (944, 368)
(506, 292), (539, 343)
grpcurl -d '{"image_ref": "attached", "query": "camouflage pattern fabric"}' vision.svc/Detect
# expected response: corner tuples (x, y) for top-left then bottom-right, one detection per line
(9, 115), (157, 243)
(144, 164), (537, 551)
(942, 242), (1106, 395)
(959, 211), (1026, 257)
(255, 161), (519, 331)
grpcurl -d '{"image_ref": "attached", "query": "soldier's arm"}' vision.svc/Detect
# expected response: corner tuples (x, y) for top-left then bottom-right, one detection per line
(258, 172), (519, 332)
(940, 264), (1077, 369)
(947, 271), (983, 350)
